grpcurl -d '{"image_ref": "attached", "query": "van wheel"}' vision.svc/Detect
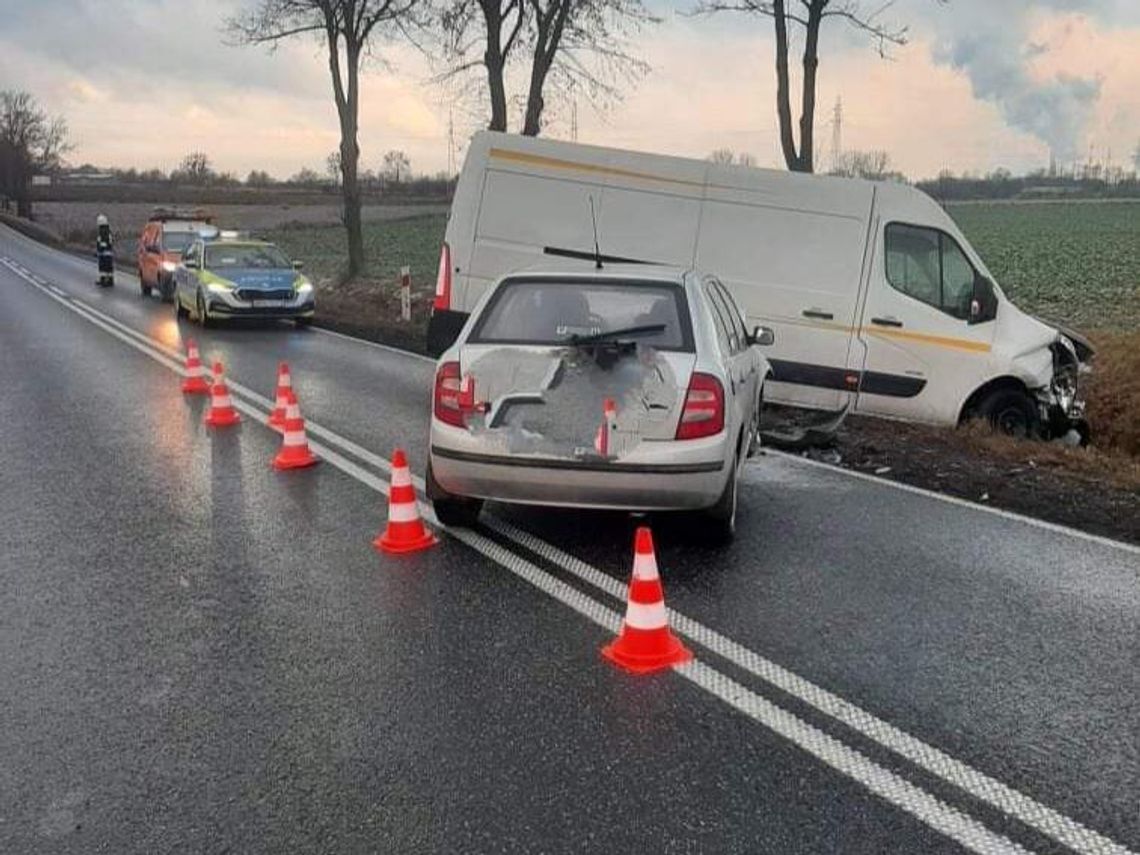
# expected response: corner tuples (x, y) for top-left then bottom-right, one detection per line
(140, 279), (152, 297)
(158, 276), (175, 303)
(977, 388), (1039, 439)
(426, 461), (483, 527)
(698, 453), (738, 544)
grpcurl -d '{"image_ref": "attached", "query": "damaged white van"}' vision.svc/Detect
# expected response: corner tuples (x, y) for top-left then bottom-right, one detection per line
(428, 132), (1092, 441)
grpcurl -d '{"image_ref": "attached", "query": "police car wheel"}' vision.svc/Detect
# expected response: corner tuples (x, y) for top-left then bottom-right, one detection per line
(197, 292), (213, 328)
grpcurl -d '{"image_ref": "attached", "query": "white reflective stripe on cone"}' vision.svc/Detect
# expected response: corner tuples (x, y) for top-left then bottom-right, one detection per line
(285, 404), (300, 420)
(388, 501), (420, 523)
(624, 600), (668, 630)
(633, 553), (660, 581)
(214, 394), (233, 408)
(283, 430), (306, 447)
(391, 468), (413, 488)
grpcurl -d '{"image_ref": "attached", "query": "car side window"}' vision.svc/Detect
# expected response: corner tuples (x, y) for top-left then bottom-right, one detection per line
(885, 223), (978, 321)
(703, 281), (736, 355)
(712, 281), (750, 350)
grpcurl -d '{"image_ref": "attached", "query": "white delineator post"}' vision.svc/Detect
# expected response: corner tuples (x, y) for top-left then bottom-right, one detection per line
(400, 266), (411, 322)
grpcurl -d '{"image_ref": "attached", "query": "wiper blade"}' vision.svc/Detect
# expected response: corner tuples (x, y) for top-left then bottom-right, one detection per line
(568, 323), (666, 346)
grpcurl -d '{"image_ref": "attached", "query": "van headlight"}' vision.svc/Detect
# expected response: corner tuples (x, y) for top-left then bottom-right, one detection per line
(295, 279), (313, 294)
(1050, 336), (1080, 414)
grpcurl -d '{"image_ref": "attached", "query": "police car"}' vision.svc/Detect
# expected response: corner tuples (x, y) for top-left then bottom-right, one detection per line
(173, 236), (315, 327)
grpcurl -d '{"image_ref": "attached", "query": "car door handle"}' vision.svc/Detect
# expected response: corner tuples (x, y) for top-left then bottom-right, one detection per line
(802, 308), (834, 320)
(871, 316), (904, 328)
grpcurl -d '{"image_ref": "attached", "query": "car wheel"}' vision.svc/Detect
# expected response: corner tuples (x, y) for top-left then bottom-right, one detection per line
(158, 275), (175, 303)
(197, 292), (214, 328)
(977, 388), (1038, 439)
(699, 451), (739, 544)
(426, 461), (483, 527)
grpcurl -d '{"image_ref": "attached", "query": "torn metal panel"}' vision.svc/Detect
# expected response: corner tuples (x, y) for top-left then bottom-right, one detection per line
(460, 344), (686, 460)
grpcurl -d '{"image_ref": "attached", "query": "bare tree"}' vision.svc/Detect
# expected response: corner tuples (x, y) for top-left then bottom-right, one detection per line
(695, 1), (927, 173)
(0, 91), (69, 218)
(437, 0), (655, 137)
(229, 0), (423, 277)
(382, 149), (411, 182)
(326, 149), (342, 185)
(708, 148), (757, 166)
(831, 148), (891, 179)
(176, 151), (214, 185)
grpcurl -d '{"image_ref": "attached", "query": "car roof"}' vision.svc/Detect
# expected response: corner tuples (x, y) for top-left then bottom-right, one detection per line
(501, 263), (694, 285)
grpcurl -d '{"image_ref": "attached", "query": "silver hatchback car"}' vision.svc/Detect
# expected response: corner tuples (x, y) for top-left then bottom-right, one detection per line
(426, 267), (773, 541)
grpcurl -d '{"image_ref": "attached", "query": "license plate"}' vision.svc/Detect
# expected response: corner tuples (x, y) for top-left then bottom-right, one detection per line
(252, 299), (284, 308)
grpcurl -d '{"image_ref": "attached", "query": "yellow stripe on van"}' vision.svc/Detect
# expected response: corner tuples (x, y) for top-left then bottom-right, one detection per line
(863, 327), (992, 353)
(488, 147), (704, 188)
(766, 317), (992, 354)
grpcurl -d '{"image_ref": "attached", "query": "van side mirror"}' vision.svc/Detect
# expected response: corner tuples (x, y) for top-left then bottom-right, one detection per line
(969, 275), (998, 325)
(292, 260), (304, 271)
(183, 258), (199, 270)
(750, 325), (775, 346)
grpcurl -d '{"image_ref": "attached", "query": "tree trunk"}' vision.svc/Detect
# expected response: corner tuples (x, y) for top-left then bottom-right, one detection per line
(483, 2), (509, 131)
(522, 74), (544, 136)
(330, 34), (365, 278)
(522, 0), (569, 137)
(796, 2), (823, 173)
(772, 0), (800, 171)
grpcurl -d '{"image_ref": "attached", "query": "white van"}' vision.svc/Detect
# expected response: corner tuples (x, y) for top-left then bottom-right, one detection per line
(427, 132), (1091, 440)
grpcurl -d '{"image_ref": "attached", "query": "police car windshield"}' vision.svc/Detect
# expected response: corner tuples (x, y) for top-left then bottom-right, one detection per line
(204, 244), (291, 270)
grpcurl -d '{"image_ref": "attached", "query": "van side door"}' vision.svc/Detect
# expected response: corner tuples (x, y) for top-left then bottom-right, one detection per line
(853, 222), (997, 423)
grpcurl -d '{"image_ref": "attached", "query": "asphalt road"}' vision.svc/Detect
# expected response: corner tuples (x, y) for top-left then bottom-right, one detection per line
(1, 224), (1137, 855)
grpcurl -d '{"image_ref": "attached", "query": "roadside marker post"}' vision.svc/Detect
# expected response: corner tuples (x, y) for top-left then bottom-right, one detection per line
(399, 266), (411, 322)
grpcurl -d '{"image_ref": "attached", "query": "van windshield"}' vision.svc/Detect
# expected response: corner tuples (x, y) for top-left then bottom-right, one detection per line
(471, 279), (692, 351)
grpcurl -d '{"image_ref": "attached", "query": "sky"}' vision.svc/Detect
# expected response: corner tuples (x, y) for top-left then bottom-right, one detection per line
(0, 0), (1137, 181)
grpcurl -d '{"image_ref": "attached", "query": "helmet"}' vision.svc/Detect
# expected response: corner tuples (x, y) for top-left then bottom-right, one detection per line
(96, 214), (109, 226)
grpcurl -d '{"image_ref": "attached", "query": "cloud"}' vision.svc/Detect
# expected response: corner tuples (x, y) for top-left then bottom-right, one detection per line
(919, 1), (1122, 160)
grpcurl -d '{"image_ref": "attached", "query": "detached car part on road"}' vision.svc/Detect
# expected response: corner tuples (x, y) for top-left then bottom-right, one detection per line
(427, 267), (773, 543)
(174, 237), (315, 328)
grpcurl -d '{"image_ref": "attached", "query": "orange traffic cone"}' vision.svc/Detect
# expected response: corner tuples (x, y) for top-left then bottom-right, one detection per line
(373, 449), (437, 555)
(268, 362), (292, 431)
(204, 361), (241, 428)
(602, 527), (692, 674)
(180, 339), (210, 395)
(272, 391), (318, 470)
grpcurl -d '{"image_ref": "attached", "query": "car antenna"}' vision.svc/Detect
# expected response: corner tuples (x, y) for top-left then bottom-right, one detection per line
(589, 196), (603, 270)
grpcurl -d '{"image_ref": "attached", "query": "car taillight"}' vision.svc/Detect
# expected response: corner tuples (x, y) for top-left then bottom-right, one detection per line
(432, 242), (452, 312)
(675, 372), (724, 440)
(434, 360), (465, 427)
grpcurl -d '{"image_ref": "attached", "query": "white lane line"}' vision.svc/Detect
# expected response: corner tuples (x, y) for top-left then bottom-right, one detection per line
(311, 325), (436, 364)
(3, 254), (1046, 855)
(16, 257), (1138, 855)
(765, 449), (1140, 556)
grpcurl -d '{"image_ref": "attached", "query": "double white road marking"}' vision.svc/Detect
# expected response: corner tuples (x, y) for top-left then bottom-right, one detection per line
(2, 253), (1133, 855)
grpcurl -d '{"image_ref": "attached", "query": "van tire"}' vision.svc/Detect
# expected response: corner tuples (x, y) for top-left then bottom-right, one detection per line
(426, 461), (483, 527)
(140, 279), (153, 297)
(158, 276), (175, 303)
(977, 388), (1038, 439)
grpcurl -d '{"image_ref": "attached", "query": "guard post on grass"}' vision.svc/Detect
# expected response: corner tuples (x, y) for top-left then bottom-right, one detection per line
(399, 266), (411, 322)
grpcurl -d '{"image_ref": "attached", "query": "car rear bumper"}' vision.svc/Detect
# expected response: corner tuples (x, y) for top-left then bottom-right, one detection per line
(429, 441), (728, 511)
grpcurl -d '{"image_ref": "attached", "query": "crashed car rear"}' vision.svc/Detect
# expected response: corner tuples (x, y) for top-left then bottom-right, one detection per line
(426, 267), (773, 542)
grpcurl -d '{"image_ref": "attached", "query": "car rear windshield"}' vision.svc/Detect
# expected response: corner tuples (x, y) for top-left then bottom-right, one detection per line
(161, 231), (196, 253)
(204, 244), (291, 270)
(470, 279), (692, 351)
